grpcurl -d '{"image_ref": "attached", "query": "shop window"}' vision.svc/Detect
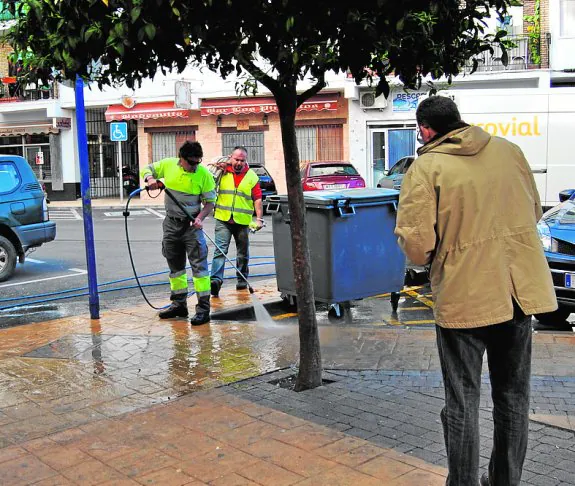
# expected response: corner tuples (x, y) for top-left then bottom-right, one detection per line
(222, 132), (265, 165)
(0, 136), (22, 146)
(0, 146), (23, 157)
(296, 125), (343, 164)
(152, 131), (196, 161)
(25, 133), (50, 144)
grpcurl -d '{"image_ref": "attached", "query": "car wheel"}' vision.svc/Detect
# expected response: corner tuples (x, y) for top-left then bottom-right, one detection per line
(0, 236), (17, 282)
(535, 307), (572, 327)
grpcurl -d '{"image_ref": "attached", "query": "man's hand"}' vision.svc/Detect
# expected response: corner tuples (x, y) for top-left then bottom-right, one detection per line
(255, 218), (264, 230)
(192, 217), (204, 229)
(146, 177), (159, 190)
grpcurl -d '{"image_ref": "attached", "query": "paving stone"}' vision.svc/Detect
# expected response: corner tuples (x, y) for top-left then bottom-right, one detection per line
(526, 474), (561, 486)
(547, 468), (575, 484)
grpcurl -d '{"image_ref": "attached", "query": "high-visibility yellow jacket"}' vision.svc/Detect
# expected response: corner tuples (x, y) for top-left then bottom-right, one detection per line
(140, 158), (216, 219)
(214, 169), (259, 225)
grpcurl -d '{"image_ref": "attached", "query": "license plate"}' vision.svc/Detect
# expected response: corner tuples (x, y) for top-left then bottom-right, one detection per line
(324, 184), (346, 189)
(566, 273), (575, 288)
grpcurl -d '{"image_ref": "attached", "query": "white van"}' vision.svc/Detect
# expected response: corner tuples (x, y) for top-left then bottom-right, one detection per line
(447, 87), (575, 208)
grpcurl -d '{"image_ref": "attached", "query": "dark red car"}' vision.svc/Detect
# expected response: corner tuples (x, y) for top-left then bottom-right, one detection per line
(301, 161), (366, 191)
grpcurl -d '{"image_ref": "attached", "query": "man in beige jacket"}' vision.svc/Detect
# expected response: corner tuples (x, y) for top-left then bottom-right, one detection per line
(395, 96), (557, 486)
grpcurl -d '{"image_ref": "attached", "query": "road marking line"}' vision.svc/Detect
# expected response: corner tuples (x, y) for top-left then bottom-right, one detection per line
(372, 292), (391, 298)
(403, 320), (436, 325)
(25, 258), (45, 264)
(0, 268), (87, 288)
(71, 208), (83, 220)
(104, 210), (148, 217)
(404, 289), (434, 308)
(399, 306), (430, 311)
(146, 208), (165, 219)
(273, 312), (298, 320)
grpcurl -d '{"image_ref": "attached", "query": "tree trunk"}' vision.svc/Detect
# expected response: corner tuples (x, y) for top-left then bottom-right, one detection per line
(276, 89), (322, 391)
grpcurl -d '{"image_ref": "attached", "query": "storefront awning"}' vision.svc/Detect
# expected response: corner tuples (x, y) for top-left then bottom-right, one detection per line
(0, 122), (58, 137)
(200, 93), (338, 116)
(105, 101), (190, 122)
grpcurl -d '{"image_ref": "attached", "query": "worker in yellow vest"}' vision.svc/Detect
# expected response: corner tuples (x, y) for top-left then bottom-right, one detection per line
(141, 141), (216, 326)
(210, 146), (264, 296)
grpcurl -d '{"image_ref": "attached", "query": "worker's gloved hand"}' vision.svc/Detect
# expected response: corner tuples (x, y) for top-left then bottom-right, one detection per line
(146, 177), (159, 190)
(249, 219), (265, 233)
(192, 217), (204, 229)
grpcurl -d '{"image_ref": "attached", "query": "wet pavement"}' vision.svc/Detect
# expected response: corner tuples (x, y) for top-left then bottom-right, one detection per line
(1, 278), (575, 484)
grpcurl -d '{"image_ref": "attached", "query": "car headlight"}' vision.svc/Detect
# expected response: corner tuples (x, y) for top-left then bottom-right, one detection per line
(537, 221), (552, 251)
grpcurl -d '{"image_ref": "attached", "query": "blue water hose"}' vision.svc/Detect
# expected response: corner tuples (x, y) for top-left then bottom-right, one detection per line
(0, 185), (276, 312)
(0, 272), (277, 311)
(0, 260), (275, 304)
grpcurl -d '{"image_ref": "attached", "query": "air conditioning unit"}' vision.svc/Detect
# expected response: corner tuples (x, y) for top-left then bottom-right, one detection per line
(359, 90), (388, 110)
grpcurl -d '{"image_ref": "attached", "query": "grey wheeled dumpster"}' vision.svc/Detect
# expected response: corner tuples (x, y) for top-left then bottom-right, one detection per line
(268, 188), (406, 314)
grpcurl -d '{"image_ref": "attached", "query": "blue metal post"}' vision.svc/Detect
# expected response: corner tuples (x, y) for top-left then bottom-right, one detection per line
(75, 75), (100, 319)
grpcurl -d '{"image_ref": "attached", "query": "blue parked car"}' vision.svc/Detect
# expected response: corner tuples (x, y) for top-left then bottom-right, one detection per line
(536, 189), (575, 326)
(376, 156), (415, 190)
(250, 163), (277, 213)
(0, 155), (56, 281)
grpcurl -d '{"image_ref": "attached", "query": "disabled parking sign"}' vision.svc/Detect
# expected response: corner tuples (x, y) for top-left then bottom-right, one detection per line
(110, 122), (128, 142)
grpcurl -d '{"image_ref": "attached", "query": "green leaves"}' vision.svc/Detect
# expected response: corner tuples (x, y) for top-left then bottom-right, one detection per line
(6, 0), (515, 94)
(131, 7), (141, 23)
(144, 23), (156, 40)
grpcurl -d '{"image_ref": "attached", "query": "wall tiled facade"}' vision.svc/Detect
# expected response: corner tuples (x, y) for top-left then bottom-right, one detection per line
(523, 0), (550, 69)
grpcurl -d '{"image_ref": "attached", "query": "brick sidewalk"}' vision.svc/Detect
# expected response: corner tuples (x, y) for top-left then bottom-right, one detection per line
(1, 279), (575, 484)
(229, 369), (575, 486)
(0, 388), (446, 485)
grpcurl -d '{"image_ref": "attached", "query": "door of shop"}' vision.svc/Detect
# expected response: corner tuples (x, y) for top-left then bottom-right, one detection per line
(25, 145), (51, 183)
(368, 125), (416, 187)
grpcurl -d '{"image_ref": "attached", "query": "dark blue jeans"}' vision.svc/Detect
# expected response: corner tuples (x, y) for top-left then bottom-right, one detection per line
(436, 305), (532, 486)
(210, 219), (250, 285)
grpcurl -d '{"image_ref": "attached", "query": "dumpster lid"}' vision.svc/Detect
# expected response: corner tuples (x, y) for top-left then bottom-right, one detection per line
(269, 188), (400, 207)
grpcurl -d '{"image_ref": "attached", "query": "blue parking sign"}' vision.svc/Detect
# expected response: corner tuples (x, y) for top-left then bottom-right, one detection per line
(110, 122), (128, 142)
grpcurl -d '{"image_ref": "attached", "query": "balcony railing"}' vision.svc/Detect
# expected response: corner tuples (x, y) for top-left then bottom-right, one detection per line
(463, 34), (542, 73)
(0, 79), (56, 102)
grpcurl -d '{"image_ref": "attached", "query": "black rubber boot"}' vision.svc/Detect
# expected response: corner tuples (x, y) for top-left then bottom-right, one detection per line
(236, 280), (248, 290)
(190, 296), (210, 326)
(158, 302), (188, 319)
(210, 279), (221, 297)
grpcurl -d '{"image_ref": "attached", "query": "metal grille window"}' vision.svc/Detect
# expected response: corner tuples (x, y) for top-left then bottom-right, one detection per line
(152, 131), (196, 161)
(296, 125), (343, 164)
(86, 108), (139, 198)
(222, 132), (264, 165)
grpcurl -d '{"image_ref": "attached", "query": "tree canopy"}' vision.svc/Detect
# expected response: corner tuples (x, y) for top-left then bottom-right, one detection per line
(7, 0), (512, 98)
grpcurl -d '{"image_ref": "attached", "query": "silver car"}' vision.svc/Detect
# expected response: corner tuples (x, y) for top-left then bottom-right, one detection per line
(377, 156), (415, 190)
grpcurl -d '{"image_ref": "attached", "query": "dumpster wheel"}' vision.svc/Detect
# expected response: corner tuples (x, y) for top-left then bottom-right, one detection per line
(391, 292), (400, 312)
(327, 301), (351, 318)
(280, 293), (297, 308)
